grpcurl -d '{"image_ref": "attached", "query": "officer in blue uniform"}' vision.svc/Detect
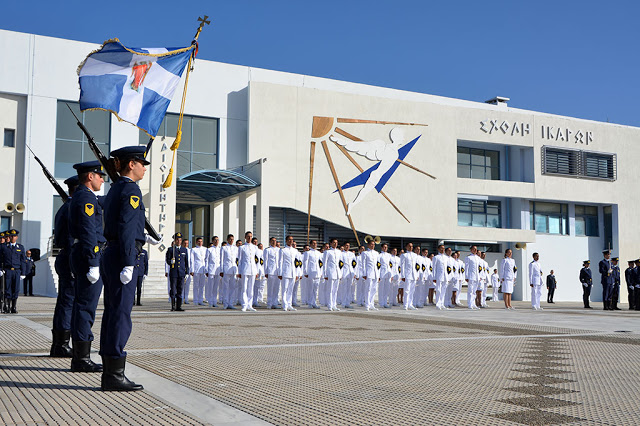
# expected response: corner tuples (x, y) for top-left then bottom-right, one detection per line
(610, 257), (621, 310)
(579, 260), (592, 309)
(635, 259), (640, 311)
(625, 260), (635, 311)
(100, 145), (160, 392)
(135, 248), (148, 306)
(50, 176), (79, 357)
(166, 233), (189, 312)
(68, 161), (106, 372)
(0, 232), (6, 313)
(598, 250), (614, 310)
(1, 229), (27, 314)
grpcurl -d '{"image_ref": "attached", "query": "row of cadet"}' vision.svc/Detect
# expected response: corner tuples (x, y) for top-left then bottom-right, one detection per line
(0, 230), (37, 314)
(579, 251), (640, 311)
(161, 233), (571, 312)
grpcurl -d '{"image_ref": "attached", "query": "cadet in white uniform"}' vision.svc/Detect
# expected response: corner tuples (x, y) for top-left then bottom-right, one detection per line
(277, 235), (298, 311)
(464, 245), (481, 310)
(236, 231), (258, 312)
(417, 249), (431, 308)
(490, 268), (500, 302)
(412, 246), (424, 308)
(400, 242), (418, 310)
(181, 240), (191, 304)
(444, 250), (457, 308)
(304, 240), (322, 308)
(220, 234), (238, 309)
(339, 243), (356, 308)
(252, 240), (266, 307)
(390, 248), (400, 306)
(190, 237), (208, 305)
(529, 252), (543, 310)
(479, 252), (489, 308)
(263, 237), (280, 309)
(356, 247), (366, 306)
(362, 240), (381, 311)
(455, 251), (465, 307)
(378, 243), (392, 309)
(431, 245), (448, 310)
(292, 242), (303, 306)
(427, 253), (437, 305)
(205, 236), (221, 307)
(322, 238), (343, 311)
(500, 248), (517, 310)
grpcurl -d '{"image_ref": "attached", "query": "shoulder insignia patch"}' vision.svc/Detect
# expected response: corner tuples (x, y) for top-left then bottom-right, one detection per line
(85, 203), (94, 216)
(94, 246), (99, 253)
(130, 196), (140, 209)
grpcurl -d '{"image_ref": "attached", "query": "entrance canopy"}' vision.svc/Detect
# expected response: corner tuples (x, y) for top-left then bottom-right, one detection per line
(176, 168), (260, 203)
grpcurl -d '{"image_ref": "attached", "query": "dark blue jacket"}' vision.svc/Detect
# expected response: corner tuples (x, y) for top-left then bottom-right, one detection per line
(599, 259), (613, 285)
(25, 257), (35, 276)
(612, 265), (620, 285)
(625, 267), (635, 288)
(2, 243), (27, 274)
(166, 245), (188, 278)
(580, 267), (592, 285)
(103, 177), (145, 267)
(69, 185), (105, 268)
(136, 249), (149, 276)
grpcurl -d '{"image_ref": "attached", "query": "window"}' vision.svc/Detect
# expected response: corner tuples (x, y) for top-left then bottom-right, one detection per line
(140, 114), (218, 177)
(457, 147), (500, 180)
(55, 102), (110, 178)
(603, 206), (613, 250)
(529, 201), (568, 235)
(458, 199), (501, 228)
(4, 129), (15, 147)
(575, 205), (598, 236)
(1, 216), (10, 232)
(542, 146), (616, 181)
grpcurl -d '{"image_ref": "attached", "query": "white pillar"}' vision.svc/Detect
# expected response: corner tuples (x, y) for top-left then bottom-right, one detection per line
(256, 186), (269, 245)
(223, 197), (232, 239)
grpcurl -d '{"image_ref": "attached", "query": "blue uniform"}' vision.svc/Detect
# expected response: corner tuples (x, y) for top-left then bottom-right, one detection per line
(52, 200), (75, 330)
(598, 259), (614, 305)
(2, 242), (27, 300)
(100, 177), (145, 359)
(135, 249), (148, 305)
(611, 264), (621, 308)
(69, 185), (105, 342)
(580, 266), (592, 308)
(166, 244), (189, 299)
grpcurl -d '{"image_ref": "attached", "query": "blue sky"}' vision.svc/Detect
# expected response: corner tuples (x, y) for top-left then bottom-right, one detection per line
(3, 1), (639, 126)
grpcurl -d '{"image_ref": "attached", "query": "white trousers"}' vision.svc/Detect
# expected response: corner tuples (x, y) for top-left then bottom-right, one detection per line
(338, 276), (351, 306)
(239, 275), (255, 309)
(445, 280), (455, 307)
(307, 277), (320, 307)
(467, 280), (479, 308)
(182, 274), (192, 303)
(378, 277), (390, 307)
(266, 275), (280, 307)
(481, 280), (488, 306)
(281, 277), (295, 310)
(192, 273), (206, 304)
(222, 274), (237, 308)
(455, 280), (463, 304)
(390, 279), (399, 305)
(318, 279), (327, 306)
(206, 274), (221, 306)
(327, 278), (340, 310)
(435, 279), (447, 308)
(291, 279), (300, 306)
(365, 278), (378, 309)
(403, 279), (416, 309)
(531, 284), (542, 309)
(252, 277), (266, 306)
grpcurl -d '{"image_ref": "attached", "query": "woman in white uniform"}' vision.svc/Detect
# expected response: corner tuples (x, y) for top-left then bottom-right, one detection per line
(500, 248), (517, 310)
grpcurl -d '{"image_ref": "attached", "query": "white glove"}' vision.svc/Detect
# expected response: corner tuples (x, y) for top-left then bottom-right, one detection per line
(143, 275), (147, 280)
(582, 283), (588, 287)
(20, 275), (26, 280)
(120, 266), (134, 285)
(0, 270), (4, 277)
(86, 266), (100, 284)
(630, 286), (634, 291)
(145, 234), (163, 245)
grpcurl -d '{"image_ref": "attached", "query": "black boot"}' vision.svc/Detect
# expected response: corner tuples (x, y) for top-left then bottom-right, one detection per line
(175, 297), (184, 312)
(101, 355), (143, 391)
(171, 298), (175, 311)
(10, 299), (17, 314)
(50, 329), (73, 357)
(71, 341), (103, 372)
(2, 297), (8, 313)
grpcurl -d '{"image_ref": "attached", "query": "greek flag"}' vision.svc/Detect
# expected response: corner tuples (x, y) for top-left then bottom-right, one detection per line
(78, 39), (194, 137)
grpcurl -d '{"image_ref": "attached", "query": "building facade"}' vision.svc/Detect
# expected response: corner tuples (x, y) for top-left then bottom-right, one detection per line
(1, 29), (635, 301)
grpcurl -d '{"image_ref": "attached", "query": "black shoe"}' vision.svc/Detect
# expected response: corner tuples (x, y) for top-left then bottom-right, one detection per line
(175, 297), (184, 312)
(71, 341), (103, 372)
(10, 299), (17, 314)
(613, 306), (621, 310)
(101, 355), (143, 391)
(50, 329), (73, 357)
(171, 298), (175, 311)
(136, 302), (142, 306)
(585, 306), (592, 309)
(3, 298), (9, 313)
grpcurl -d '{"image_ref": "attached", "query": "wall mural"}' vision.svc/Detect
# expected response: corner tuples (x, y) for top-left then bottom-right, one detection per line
(307, 116), (435, 244)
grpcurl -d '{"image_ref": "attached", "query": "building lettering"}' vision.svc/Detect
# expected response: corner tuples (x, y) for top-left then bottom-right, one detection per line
(541, 125), (593, 145)
(480, 120), (530, 136)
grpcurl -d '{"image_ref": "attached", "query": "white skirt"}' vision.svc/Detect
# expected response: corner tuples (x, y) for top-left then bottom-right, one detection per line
(502, 279), (514, 294)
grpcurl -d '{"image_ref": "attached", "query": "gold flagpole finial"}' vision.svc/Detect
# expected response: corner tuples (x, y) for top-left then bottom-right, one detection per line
(194, 15), (211, 41)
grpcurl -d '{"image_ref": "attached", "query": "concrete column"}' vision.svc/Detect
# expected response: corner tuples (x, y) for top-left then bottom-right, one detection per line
(255, 186), (269, 244)
(222, 198), (232, 238)
(237, 192), (251, 236)
(212, 201), (223, 240)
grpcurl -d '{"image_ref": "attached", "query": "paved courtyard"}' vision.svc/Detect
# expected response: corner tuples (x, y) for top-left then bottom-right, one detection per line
(1, 297), (639, 425)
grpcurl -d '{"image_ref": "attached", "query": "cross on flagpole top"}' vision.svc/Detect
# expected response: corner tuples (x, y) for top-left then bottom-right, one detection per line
(194, 15), (211, 41)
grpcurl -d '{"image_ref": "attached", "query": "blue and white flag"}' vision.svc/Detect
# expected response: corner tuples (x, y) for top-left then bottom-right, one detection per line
(78, 39), (194, 137)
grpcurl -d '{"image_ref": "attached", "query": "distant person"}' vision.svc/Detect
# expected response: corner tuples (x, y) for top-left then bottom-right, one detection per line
(529, 252), (543, 310)
(546, 270), (556, 303)
(625, 260), (635, 310)
(500, 248), (516, 310)
(23, 250), (36, 296)
(580, 260), (593, 309)
(599, 250), (614, 310)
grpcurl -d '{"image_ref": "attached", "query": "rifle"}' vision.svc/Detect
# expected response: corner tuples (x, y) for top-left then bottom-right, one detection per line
(65, 104), (162, 241)
(26, 145), (69, 202)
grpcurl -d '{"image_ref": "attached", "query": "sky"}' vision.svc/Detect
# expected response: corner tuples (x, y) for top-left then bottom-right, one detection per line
(2, 0), (639, 126)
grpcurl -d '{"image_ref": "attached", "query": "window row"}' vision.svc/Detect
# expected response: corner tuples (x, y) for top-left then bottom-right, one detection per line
(542, 146), (616, 181)
(457, 147), (500, 180)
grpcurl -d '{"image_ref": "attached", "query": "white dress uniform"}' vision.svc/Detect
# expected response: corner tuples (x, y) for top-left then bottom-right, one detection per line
(340, 250), (356, 307)
(356, 253), (366, 306)
(305, 248), (322, 308)
(413, 254), (424, 308)
(362, 248), (381, 310)
(221, 244), (239, 309)
(205, 244), (221, 307)
(190, 245), (208, 305)
(292, 250), (303, 306)
(529, 260), (543, 310)
(182, 246), (192, 304)
(263, 245), (281, 308)
(322, 247), (343, 311)
(237, 241), (258, 311)
(400, 251), (419, 309)
(481, 260), (490, 307)
(456, 258), (465, 305)
(490, 272), (500, 302)
(417, 255), (431, 307)
(300, 250), (310, 305)
(464, 253), (481, 309)
(252, 248), (265, 306)
(432, 253), (448, 309)
(444, 255), (457, 308)
(278, 244), (299, 311)
(390, 255), (400, 306)
(500, 257), (517, 294)
(378, 251), (392, 308)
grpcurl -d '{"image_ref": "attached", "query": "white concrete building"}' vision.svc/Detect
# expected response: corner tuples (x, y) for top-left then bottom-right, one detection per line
(1, 29), (636, 302)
